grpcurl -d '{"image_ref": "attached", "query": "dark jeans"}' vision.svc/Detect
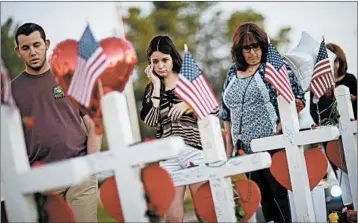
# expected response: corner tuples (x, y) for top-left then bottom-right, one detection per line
(247, 150), (292, 223)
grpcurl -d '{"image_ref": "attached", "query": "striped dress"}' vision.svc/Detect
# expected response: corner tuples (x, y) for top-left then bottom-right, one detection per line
(140, 83), (218, 150)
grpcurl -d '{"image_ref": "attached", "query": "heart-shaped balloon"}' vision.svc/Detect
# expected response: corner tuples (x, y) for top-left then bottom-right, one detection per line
(270, 147), (328, 191)
(326, 139), (347, 173)
(99, 164), (175, 222)
(193, 179), (261, 223)
(50, 39), (78, 78)
(284, 31), (336, 92)
(50, 37), (137, 134)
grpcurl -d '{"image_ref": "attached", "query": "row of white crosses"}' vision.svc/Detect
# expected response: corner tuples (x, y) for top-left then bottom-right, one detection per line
(251, 95), (340, 222)
(334, 85), (357, 209)
(171, 115), (272, 222)
(1, 92), (186, 222)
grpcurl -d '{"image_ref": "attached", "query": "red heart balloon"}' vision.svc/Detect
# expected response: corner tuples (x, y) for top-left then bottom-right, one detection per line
(50, 37), (137, 134)
(99, 164), (175, 222)
(99, 37), (137, 93)
(193, 180), (261, 223)
(45, 194), (76, 223)
(270, 147), (328, 191)
(50, 39), (78, 77)
(326, 139), (347, 173)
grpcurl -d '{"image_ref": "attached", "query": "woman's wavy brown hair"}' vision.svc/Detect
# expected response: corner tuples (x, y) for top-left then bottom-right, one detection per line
(231, 22), (268, 71)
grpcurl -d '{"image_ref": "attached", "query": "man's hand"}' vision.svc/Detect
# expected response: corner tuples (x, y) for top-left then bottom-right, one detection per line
(83, 115), (103, 154)
(351, 94), (357, 101)
(168, 102), (188, 121)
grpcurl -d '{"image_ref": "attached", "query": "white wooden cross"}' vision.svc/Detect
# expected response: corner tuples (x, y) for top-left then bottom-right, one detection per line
(334, 85), (357, 208)
(251, 96), (340, 222)
(1, 92), (185, 222)
(171, 115), (272, 222)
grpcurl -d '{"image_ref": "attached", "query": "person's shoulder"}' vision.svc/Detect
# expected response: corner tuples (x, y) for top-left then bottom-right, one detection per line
(226, 64), (237, 76)
(345, 72), (357, 81)
(10, 72), (26, 86)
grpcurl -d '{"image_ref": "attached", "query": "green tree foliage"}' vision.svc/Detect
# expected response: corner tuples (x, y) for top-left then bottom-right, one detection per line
(1, 18), (24, 79)
(226, 9), (291, 49)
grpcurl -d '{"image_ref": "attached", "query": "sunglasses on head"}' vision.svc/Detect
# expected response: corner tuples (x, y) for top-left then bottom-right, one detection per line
(241, 43), (261, 52)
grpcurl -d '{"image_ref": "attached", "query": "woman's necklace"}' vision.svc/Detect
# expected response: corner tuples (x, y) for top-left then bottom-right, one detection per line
(237, 64), (260, 78)
(248, 66), (255, 72)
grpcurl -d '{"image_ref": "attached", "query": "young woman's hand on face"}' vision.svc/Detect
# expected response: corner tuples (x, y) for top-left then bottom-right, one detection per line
(145, 63), (161, 87)
(168, 102), (188, 121)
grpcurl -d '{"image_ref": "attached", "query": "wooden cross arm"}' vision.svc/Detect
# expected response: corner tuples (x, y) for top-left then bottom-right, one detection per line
(251, 126), (340, 152)
(126, 136), (185, 165)
(341, 119), (357, 134)
(172, 152), (271, 186)
(296, 126), (340, 145)
(251, 135), (286, 152)
(19, 159), (92, 194)
(19, 136), (186, 191)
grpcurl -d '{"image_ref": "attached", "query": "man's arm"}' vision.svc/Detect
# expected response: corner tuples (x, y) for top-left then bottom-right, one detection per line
(82, 115), (103, 154)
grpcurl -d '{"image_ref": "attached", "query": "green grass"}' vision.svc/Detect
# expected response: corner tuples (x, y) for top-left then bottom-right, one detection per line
(98, 202), (116, 222)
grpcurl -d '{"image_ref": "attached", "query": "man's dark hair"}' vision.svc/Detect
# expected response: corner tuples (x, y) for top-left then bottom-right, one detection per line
(15, 23), (46, 46)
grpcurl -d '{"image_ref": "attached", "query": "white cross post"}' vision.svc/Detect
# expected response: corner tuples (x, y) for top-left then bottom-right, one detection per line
(251, 96), (340, 222)
(1, 92), (185, 222)
(334, 85), (357, 208)
(1, 105), (94, 222)
(171, 115), (272, 222)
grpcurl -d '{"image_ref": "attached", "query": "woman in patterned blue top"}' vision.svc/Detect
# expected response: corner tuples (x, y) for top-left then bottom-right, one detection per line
(221, 23), (305, 223)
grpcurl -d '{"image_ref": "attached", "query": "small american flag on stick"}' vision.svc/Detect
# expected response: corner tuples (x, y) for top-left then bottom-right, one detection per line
(1, 57), (15, 106)
(310, 39), (335, 102)
(264, 42), (295, 103)
(67, 25), (110, 107)
(174, 44), (218, 119)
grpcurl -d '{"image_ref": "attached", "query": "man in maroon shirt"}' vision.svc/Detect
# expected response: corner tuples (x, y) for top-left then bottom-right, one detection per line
(9, 22), (102, 222)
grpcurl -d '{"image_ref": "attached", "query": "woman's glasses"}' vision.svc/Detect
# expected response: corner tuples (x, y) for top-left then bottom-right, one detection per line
(242, 43), (261, 53)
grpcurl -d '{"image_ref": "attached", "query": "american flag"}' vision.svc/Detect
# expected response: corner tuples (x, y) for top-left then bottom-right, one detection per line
(174, 52), (218, 119)
(67, 25), (110, 107)
(310, 40), (335, 99)
(264, 43), (295, 103)
(1, 57), (15, 106)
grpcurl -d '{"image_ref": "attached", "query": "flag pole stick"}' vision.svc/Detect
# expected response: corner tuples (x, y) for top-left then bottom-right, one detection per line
(184, 44), (188, 52)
